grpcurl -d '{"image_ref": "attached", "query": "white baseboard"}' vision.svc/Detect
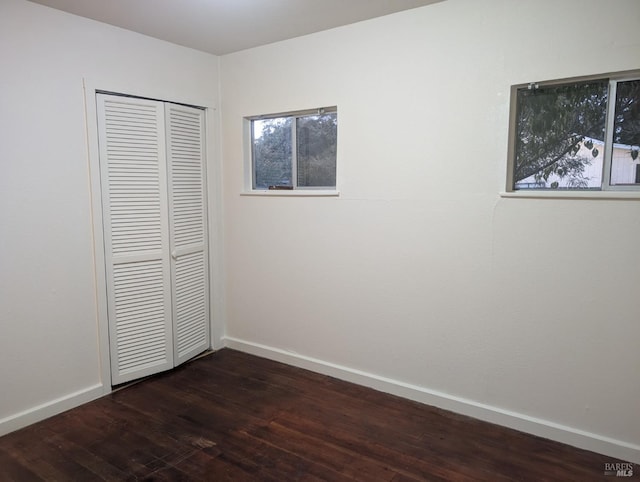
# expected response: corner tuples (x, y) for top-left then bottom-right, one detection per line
(0, 384), (106, 437)
(223, 336), (640, 464)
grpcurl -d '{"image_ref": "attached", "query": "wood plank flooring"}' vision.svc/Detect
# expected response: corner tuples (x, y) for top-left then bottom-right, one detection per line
(0, 348), (633, 481)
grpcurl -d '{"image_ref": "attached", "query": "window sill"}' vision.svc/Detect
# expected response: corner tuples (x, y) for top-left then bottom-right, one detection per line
(500, 190), (640, 200)
(241, 190), (340, 197)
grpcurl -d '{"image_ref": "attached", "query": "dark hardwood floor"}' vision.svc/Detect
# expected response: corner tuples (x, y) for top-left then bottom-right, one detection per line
(0, 349), (633, 481)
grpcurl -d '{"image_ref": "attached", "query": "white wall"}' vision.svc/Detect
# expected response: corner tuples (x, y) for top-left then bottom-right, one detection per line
(221, 0), (640, 462)
(1, 0), (638, 464)
(0, 0), (220, 433)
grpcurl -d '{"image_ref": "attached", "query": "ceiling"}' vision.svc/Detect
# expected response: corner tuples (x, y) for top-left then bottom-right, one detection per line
(27, 0), (443, 55)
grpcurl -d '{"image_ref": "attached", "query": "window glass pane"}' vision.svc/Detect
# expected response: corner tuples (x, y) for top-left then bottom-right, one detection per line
(253, 117), (292, 189)
(514, 81), (608, 190)
(610, 79), (640, 186)
(297, 113), (337, 187)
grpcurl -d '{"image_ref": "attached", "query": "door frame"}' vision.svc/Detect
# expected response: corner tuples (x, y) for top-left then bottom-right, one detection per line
(83, 77), (225, 392)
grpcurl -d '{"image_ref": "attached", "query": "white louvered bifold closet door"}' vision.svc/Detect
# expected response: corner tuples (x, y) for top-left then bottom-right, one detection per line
(166, 104), (209, 365)
(97, 93), (209, 385)
(97, 94), (174, 385)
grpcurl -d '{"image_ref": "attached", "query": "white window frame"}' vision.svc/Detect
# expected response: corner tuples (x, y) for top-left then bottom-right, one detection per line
(242, 107), (339, 197)
(505, 69), (640, 197)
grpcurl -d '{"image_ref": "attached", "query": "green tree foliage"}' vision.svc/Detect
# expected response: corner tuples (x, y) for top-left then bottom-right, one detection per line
(514, 79), (639, 186)
(297, 113), (337, 187)
(253, 117), (292, 189)
(514, 81), (608, 184)
(614, 80), (640, 158)
(253, 113), (337, 188)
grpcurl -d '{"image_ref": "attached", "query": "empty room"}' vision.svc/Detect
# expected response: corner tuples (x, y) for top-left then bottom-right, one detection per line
(0, 0), (638, 479)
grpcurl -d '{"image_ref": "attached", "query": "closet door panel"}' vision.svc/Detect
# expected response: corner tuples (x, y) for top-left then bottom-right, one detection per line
(97, 94), (173, 385)
(166, 104), (210, 365)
